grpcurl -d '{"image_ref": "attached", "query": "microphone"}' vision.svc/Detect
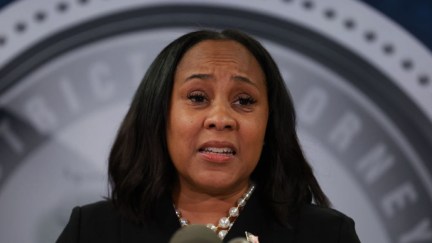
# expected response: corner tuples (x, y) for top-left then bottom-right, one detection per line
(169, 225), (221, 243)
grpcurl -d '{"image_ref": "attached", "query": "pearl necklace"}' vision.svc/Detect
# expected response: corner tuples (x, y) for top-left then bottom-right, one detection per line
(174, 183), (256, 240)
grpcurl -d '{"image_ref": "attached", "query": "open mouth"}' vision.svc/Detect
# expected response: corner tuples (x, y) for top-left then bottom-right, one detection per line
(199, 147), (236, 155)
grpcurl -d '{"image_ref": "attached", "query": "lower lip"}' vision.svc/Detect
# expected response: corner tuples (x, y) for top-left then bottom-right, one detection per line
(199, 152), (234, 163)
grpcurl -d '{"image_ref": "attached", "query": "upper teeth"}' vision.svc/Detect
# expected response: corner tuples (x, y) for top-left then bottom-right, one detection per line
(202, 147), (234, 154)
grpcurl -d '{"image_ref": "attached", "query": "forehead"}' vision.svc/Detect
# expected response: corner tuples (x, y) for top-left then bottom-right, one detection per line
(176, 40), (262, 71)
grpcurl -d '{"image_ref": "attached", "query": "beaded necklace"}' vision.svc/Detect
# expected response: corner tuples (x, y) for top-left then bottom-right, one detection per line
(174, 183), (256, 240)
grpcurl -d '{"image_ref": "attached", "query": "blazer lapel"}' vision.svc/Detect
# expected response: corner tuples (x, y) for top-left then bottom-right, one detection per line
(225, 189), (295, 243)
(120, 195), (181, 243)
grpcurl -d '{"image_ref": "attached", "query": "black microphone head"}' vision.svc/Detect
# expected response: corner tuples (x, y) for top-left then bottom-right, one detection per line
(169, 225), (222, 243)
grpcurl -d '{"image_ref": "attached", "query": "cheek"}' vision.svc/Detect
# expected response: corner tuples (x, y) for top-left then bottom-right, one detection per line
(247, 112), (268, 139)
(241, 117), (267, 154)
(168, 110), (201, 147)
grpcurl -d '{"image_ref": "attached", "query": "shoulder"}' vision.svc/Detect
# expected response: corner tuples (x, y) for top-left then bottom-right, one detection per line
(56, 200), (121, 243)
(299, 204), (351, 224)
(77, 200), (121, 231)
(78, 200), (118, 219)
(295, 204), (361, 243)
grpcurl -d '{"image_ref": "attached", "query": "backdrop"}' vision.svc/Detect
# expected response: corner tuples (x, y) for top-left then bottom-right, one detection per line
(0, 0), (431, 242)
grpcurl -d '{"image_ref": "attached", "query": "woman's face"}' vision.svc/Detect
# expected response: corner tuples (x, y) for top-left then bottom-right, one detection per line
(167, 40), (269, 194)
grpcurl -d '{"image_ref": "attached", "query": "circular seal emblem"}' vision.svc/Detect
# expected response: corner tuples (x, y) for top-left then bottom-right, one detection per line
(0, 0), (431, 242)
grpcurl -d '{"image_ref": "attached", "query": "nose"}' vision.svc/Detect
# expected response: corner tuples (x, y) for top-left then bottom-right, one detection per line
(204, 102), (237, 131)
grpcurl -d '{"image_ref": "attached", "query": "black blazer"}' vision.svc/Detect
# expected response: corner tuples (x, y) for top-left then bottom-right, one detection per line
(57, 191), (360, 243)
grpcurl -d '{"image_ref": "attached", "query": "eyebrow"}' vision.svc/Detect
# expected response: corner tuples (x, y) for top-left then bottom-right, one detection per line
(184, 74), (258, 87)
(185, 74), (212, 81)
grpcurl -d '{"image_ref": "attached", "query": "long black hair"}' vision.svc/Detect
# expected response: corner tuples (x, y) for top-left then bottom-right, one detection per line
(108, 29), (329, 224)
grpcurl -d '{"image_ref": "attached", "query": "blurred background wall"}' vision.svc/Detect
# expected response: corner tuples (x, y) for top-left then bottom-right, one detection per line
(0, 0), (431, 242)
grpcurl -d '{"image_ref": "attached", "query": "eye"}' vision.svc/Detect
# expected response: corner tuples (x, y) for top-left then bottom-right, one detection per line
(187, 91), (208, 103)
(234, 94), (256, 106)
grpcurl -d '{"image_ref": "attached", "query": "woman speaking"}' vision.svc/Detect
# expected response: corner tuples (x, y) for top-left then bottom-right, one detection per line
(57, 29), (360, 243)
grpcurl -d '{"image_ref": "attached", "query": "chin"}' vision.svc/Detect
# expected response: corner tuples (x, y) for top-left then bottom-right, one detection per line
(194, 176), (244, 194)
